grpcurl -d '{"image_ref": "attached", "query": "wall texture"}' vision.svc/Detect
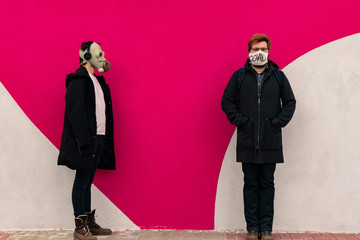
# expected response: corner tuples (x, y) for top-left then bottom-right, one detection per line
(0, 0), (359, 231)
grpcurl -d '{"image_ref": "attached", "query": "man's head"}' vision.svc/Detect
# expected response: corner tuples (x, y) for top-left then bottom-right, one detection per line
(248, 34), (271, 67)
(79, 41), (111, 73)
(248, 34), (271, 53)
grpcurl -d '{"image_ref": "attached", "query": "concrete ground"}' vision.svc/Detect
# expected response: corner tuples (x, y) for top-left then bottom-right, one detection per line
(1, 230), (360, 240)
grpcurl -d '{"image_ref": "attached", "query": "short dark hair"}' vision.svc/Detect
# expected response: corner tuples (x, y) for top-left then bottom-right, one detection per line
(248, 33), (271, 52)
(80, 42), (90, 52)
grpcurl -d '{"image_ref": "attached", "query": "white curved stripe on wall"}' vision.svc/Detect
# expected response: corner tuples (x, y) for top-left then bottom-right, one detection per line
(0, 82), (139, 230)
(215, 33), (360, 233)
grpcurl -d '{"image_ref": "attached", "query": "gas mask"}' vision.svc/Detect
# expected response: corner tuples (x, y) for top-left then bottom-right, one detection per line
(79, 41), (111, 73)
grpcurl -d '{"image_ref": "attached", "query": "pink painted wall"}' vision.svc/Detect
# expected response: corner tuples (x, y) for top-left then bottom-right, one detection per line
(1, 0), (359, 229)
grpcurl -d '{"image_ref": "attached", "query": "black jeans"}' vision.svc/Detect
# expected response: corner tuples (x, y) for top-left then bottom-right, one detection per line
(242, 163), (276, 232)
(72, 135), (104, 217)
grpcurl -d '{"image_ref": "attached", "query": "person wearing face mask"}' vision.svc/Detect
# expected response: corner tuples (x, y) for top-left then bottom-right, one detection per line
(221, 34), (296, 240)
(58, 41), (115, 240)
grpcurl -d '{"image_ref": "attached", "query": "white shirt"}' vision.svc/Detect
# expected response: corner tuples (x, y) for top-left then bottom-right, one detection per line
(89, 73), (106, 135)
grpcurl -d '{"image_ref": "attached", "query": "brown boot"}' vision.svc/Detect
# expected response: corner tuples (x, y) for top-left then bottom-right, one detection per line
(260, 231), (274, 240)
(246, 230), (259, 240)
(86, 210), (112, 235)
(74, 215), (97, 240)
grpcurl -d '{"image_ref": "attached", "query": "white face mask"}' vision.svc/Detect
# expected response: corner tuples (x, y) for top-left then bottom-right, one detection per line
(249, 51), (268, 67)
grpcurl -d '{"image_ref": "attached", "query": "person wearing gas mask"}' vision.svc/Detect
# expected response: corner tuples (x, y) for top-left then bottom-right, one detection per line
(58, 41), (115, 240)
(221, 34), (296, 240)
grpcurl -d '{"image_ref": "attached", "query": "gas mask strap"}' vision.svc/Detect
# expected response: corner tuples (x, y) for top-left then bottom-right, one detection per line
(84, 41), (93, 60)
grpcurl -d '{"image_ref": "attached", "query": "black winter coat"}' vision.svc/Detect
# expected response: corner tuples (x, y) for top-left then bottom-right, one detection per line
(221, 60), (296, 163)
(58, 67), (116, 170)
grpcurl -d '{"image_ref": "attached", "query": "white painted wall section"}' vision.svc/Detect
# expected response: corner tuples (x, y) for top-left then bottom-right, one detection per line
(215, 34), (360, 233)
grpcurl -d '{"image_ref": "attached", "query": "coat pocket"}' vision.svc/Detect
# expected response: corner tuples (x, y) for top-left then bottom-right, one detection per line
(77, 136), (97, 156)
(65, 136), (98, 171)
(237, 119), (254, 150)
(262, 119), (282, 151)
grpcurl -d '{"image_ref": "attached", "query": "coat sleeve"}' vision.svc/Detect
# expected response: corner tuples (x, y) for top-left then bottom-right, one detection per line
(65, 79), (91, 146)
(221, 71), (248, 127)
(271, 71), (296, 128)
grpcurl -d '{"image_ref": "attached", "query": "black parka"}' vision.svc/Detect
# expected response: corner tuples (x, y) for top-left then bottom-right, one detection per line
(221, 60), (296, 163)
(58, 67), (116, 170)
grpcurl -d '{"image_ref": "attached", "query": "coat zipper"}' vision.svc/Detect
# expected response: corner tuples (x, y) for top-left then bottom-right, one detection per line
(257, 93), (261, 149)
(257, 73), (262, 149)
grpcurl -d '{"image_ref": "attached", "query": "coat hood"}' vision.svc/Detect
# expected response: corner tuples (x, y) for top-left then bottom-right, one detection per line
(65, 67), (105, 88)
